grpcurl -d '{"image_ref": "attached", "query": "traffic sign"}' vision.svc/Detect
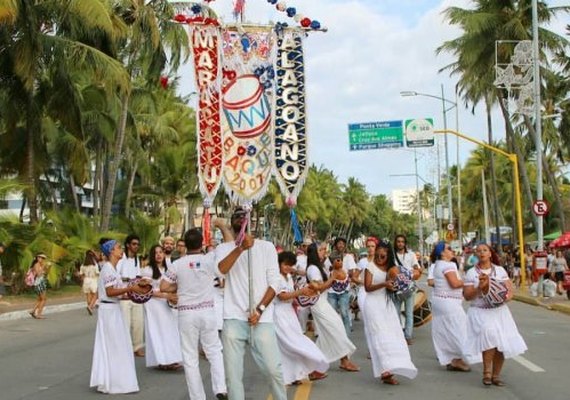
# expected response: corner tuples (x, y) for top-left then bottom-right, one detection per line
(405, 118), (435, 148)
(532, 200), (549, 216)
(348, 120), (404, 151)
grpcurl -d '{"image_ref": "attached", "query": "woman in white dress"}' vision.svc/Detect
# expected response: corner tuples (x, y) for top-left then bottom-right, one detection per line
(354, 237), (378, 322)
(363, 240), (417, 385)
(273, 251), (329, 384)
(90, 239), (147, 394)
(463, 243), (527, 386)
(141, 244), (183, 370)
(79, 250), (100, 315)
(363, 241), (418, 385)
(430, 241), (470, 372)
(306, 243), (360, 372)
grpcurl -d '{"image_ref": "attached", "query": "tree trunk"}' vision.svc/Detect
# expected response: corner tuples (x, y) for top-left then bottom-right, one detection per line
(485, 97), (502, 253)
(100, 92), (130, 232)
(25, 95), (39, 224)
(125, 162), (138, 218)
(522, 115), (566, 231)
(93, 138), (104, 219)
(69, 174), (81, 213)
(497, 96), (538, 231)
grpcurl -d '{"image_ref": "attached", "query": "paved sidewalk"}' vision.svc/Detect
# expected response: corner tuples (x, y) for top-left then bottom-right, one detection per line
(513, 287), (570, 315)
(0, 292), (86, 321)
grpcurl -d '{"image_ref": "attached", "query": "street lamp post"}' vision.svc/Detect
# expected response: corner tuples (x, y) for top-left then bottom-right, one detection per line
(400, 88), (458, 237)
(532, 0), (544, 251)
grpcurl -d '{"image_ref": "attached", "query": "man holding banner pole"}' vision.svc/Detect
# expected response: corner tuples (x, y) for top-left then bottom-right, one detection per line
(215, 207), (286, 400)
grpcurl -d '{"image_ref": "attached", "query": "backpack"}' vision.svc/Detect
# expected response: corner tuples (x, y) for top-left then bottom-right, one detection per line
(25, 269), (35, 287)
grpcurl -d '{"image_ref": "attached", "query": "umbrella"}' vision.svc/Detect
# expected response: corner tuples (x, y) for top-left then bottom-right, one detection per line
(551, 232), (570, 248)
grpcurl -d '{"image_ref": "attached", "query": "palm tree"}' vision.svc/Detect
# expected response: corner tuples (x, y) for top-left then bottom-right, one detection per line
(0, 0), (129, 223)
(438, 0), (570, 242)
(99, 0), (189, 231)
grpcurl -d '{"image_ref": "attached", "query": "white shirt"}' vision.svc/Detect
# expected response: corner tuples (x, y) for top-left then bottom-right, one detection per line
(394, 249), (420, 272)
(98, 262), (123, 304)
(324, 253), (358, 272)
(215, 239), (280, 323)
(116, 255), (141, 280)
(295, 254), (308, 286)
(163, 253), (217, 310)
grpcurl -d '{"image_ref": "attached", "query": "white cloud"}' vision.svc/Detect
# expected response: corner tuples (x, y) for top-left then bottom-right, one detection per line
(176, 0), (568, 197)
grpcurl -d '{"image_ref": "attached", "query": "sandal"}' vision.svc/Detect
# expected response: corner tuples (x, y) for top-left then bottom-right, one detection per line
(482, 372), (492, 386)
(381, 375), (399, 385)
(492, 377), (505, 387)
(29, 311), (38, 319)
(308, 371), (327, 381)
(339, 362), (360, 372)
(86, 307), (93, 316)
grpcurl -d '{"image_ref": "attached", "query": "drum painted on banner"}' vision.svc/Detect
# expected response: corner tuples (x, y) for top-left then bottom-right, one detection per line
(223, 75), (271, 138)
(273, 30), (308, 202)
(220, 27), (276, 203)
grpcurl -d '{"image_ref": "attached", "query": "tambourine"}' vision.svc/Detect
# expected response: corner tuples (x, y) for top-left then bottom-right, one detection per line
(482, 277), (508, 308)
(128, 277), (153, 304)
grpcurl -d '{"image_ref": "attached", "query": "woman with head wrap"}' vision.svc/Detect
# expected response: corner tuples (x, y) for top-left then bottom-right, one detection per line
(429, 241), (470, 373)
(463, 243), (527, 387)
(363, 240), (417, 385)
(89, 239), (148, 394)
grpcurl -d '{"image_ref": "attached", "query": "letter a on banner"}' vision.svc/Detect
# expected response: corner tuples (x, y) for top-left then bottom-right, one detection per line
(273, 30), (308, 204)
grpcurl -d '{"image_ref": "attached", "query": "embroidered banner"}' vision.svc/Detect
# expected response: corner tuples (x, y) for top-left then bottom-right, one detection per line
(273, 30), (308, 203)
(190, 24), (223, 203)
(220, 27), (275, 204)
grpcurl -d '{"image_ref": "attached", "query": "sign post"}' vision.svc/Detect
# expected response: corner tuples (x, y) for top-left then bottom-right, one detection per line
(405, 118), (435, 148)
(532, 200), (549, 217)
(348, 120), (404, 151)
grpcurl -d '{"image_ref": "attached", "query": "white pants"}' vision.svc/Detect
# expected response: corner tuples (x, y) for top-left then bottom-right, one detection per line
(297, 306), (310, 333)
(179, 308), (226, 400)
(120, 301), (144, 352)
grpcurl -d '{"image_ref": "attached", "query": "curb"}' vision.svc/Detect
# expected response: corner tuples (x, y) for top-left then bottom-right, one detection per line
(513, 294), (570, 316)
(0, 302), (85, 322)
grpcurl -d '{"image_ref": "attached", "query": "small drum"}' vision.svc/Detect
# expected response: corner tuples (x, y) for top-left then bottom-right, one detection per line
(127, 277), (153, 304)
(295, 283), (319, 307)
(412, 289), (432, 327)
(222, 75), (271, 139)
(482, 277), (509, 308)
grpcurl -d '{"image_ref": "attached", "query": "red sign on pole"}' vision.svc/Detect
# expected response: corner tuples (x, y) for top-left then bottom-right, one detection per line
(532, 200), (549, 216)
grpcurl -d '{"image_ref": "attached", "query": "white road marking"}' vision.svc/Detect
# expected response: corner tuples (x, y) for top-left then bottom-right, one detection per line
(513, 355), (545, 372)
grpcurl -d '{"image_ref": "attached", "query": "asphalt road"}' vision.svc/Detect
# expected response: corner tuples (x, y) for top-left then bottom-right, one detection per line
(0, 300), (568, 400)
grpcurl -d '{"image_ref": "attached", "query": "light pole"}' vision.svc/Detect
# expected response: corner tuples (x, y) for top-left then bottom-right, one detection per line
(401, 87), (458, 235)
(532, 0), (544, 251)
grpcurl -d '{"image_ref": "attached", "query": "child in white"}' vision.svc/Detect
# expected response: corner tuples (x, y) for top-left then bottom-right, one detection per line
(161, 229), (227, 400)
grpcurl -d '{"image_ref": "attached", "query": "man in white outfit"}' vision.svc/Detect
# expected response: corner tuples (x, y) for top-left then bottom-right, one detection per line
(215, 207), (286, 400)
(295, 239), (312, 332)
(161, 228), (227, 400)
(117, 234), (145, 357)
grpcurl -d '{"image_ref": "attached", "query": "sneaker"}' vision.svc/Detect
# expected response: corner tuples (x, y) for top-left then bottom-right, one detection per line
(216, 394), (228, 400)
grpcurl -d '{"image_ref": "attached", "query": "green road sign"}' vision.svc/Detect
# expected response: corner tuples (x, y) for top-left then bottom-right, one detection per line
(405, 118), (434, 148)
(348, 120), (404, 151)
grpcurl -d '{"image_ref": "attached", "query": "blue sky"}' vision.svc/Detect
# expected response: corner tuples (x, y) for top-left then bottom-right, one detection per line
(176, 0), (568, 197)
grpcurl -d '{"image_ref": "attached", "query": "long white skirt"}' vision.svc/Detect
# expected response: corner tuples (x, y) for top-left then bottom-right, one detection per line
(464, 304), (527, 364)
(310, 293), (356, 363)
(90, 303), (139, 394)
(363, 292), (417, 379)
(274, 302), (329, 384)
(431, 297), (468, 365)
(144, 297), (183, 367)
